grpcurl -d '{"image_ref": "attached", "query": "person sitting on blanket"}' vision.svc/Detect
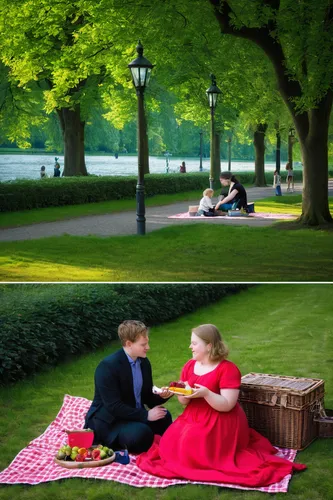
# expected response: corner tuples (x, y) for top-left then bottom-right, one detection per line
(196, 188), (225, 217)
(136, 324), (306, 488)
(215, 172), (248, 212)
(84, 320), (173, 453)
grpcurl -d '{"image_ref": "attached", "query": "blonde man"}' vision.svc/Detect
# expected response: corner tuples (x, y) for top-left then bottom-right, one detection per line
(85, 320), (172, 453)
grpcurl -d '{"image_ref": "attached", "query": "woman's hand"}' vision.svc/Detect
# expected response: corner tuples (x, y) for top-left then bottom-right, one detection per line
(185, 383), (210, 399)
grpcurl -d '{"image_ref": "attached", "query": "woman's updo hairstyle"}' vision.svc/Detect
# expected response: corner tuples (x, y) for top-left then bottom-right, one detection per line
(220, 171), (239, 183)
(191, 324), (229, 362)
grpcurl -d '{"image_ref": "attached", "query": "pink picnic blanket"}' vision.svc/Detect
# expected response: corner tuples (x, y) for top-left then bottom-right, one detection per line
(169, 212), (297, 220)
(0, 395), (298, 492)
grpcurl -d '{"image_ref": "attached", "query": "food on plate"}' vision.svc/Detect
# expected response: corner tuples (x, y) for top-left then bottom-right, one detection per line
(168, 381), (193, 395)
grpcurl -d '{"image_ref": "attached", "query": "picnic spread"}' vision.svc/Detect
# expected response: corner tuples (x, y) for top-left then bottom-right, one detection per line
(0, 394), (304, 493)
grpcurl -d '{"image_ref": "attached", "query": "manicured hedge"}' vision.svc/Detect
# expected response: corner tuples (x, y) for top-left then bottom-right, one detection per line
(0, 284), (248, 385)
(0, 173), (210, 212)
(0, 168), (316, 212)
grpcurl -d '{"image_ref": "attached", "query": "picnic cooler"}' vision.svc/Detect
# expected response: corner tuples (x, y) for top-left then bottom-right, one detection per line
(239, 373), (325, 450)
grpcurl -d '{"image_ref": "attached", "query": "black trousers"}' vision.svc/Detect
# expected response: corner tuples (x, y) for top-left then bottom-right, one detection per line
(86, 410), (172, 454)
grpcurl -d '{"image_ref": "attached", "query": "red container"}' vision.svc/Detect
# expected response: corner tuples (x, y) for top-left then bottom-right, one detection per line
(65, 430), (94, 448)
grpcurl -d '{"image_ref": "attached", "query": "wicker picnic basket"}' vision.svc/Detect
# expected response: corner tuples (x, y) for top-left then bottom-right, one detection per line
(314, 408), (333, 438)
(239, 373), (325, 450)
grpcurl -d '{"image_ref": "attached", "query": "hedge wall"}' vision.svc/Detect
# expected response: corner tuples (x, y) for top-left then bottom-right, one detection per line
(0, 168), (317, 213)
(0, 173), (210, 212)
(0, 284), (248, 385)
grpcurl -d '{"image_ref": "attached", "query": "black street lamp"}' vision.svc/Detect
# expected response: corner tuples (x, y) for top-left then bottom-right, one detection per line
(227, 137), (232, 171)
(199, 131), (203, 171)
(128, 40), (154, 235)
(206, 74), (222, 189)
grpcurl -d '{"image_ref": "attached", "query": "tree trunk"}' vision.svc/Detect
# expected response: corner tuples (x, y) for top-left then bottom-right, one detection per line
(298, 119), (332, 224)
(253, 123), (267, 186)
(119, 129), (123, 152)
(288, 134), (294, 169)
(276, 129), (281, 173)
(57, 105), (87, 176)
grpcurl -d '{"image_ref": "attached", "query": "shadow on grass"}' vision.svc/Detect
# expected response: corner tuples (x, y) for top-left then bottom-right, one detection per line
(1, 224), (333, 281)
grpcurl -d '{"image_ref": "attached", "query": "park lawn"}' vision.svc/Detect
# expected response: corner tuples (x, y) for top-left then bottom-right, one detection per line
(0, 284), (332, 500)
(1, 223), (333, 281)
(0, 190), (203, 229)
(255, 195), (304, 214)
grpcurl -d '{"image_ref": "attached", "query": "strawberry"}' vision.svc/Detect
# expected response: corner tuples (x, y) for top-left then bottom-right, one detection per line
(92, 449), (101, 460)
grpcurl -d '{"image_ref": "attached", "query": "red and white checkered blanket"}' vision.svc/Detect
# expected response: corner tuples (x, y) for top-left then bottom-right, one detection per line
(0, 395), (298, 492)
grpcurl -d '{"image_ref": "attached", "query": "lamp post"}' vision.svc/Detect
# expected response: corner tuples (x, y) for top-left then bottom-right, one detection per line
(206, 74), (222, 189)
(288, 126), (295, 169)
(227, 137), (232, 171)
(128, 40), (154, 235)
(199, 131), (203, 171)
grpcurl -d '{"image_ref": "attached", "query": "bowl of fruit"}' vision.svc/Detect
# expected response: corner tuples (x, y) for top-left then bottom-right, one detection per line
(54, 444), (115, 469)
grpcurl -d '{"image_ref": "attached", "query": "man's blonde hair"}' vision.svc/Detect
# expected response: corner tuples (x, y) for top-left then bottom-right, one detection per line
(118, 320), (148, 346)
(203, 188), (214, 197)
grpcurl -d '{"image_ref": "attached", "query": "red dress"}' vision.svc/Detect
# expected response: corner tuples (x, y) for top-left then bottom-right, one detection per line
(136, 359), (306, 487)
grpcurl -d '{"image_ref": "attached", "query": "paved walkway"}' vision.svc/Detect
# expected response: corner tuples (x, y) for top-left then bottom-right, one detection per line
(1, 182), (332, 242)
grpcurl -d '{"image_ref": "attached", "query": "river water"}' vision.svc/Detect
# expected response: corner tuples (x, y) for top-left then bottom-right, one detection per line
(0, 154), (283, 182)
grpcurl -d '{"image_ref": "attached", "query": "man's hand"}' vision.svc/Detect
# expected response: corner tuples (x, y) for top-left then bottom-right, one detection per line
(159, 387), (173, 399)
(147, 405), (168, 421)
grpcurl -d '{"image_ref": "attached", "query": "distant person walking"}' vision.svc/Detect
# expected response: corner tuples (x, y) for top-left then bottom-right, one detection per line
(285, 162), (294, 192)
(40, 166), (46, 179)
(54, 157), (61, 177)
(180, 161), (186, 173)
(273, 170), (282, 196)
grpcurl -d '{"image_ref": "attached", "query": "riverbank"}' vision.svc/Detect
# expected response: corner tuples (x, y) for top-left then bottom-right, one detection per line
(0, 153), (303, 181)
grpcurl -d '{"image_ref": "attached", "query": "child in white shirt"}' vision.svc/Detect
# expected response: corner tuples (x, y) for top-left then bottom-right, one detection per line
(196, 188), (225, 216)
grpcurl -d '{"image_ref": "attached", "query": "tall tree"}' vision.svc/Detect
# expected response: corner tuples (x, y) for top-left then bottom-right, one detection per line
(0, 1), (120, 175)
(209, 0), (333, 225)
(0, 62), (46, 148)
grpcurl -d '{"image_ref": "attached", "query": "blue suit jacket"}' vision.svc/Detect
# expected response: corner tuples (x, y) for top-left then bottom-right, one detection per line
(85, 348), (165, 426)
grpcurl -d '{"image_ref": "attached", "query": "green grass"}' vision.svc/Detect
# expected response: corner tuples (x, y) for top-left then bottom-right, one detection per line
(0, 284), (332, 500)
(1, 222), (333, 281)
(0, 190), (204, 228)
(255, 195), (304, 214)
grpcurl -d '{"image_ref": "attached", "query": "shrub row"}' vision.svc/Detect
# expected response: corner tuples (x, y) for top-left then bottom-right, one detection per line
(0, 168), (316, 212)
(0, 283), (248, 385)
(0, 173), (210, 212)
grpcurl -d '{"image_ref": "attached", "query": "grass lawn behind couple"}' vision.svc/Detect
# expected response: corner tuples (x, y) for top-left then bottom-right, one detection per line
(0, 284), (332, 500)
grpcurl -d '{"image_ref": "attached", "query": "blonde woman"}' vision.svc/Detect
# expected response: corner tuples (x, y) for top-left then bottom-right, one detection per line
(137, 324), (306, 487)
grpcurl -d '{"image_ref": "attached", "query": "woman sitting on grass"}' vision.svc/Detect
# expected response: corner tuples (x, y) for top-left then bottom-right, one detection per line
(136, 324), (306, 488)
(215, 171), (248, 212)
(196, 188), (225, 217)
